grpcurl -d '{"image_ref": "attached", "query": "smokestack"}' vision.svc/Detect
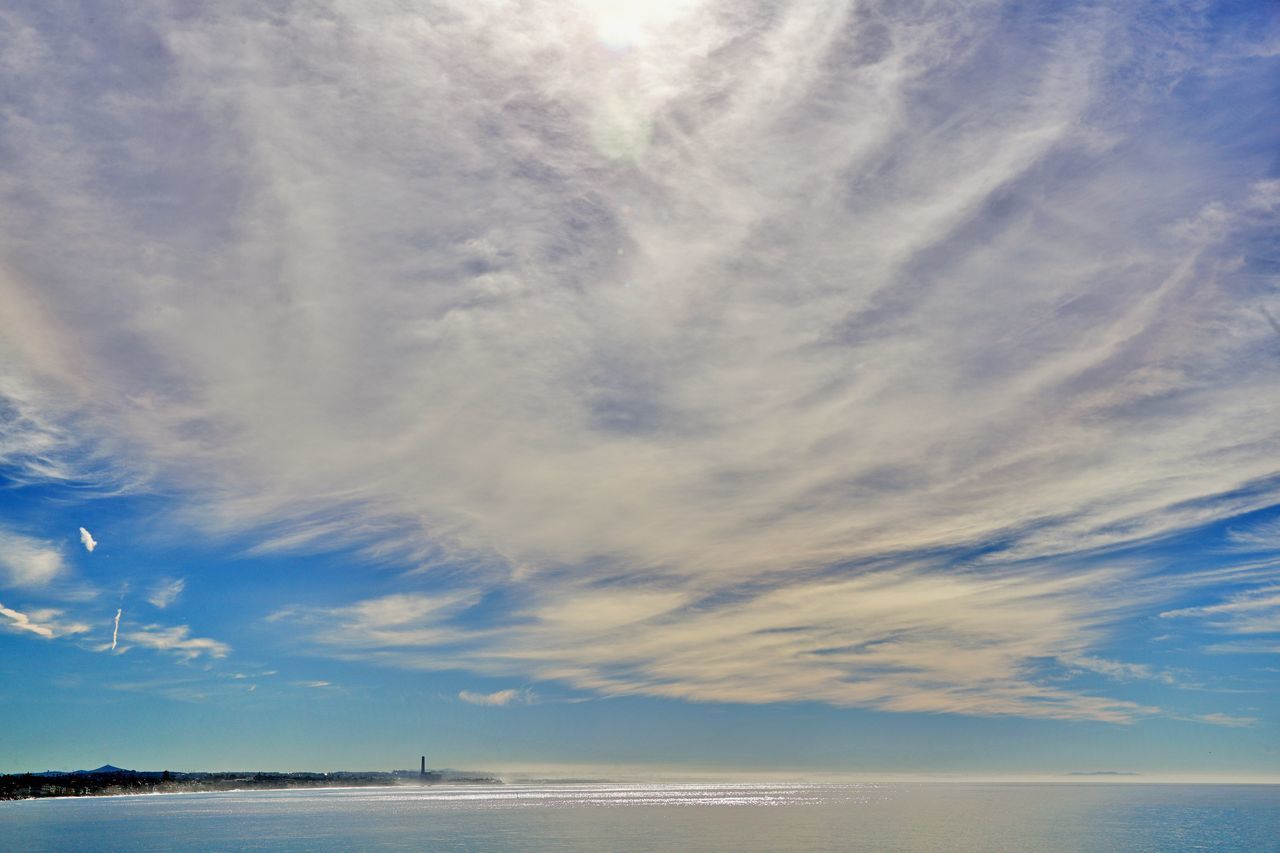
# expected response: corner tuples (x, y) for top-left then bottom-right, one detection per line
(420, 756), (425, 776)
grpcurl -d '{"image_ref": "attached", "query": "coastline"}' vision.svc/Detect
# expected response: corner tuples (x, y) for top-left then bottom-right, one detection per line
(3, 782), (513, 803)
(1, 772), (502, 802)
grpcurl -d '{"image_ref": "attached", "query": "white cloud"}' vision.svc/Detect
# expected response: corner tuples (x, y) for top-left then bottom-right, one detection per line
(1227, 518), (1280, 553)
(1161, 586), (1280, 636)
(111, 608), (122, 650)
(0, 602), (54, 638)
(0, 2), (1277, 719)
(273, 590), (482, 651)
(1187, 712), (1258, 729)
(0, 601), (89, 639)
(286, 567), (1164, 722)
(0, 529), (65, 588)
(0, 375), (81, 484)
(78, 527), (96, 553)
(146, 578), (186, 609)
(459, 688), (537, 706)
(126, 623), (230, 661)
(1058, 655), (1177, 686)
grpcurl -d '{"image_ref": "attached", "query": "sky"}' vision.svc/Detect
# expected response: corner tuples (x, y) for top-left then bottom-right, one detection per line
(1, 0), (1279, 779)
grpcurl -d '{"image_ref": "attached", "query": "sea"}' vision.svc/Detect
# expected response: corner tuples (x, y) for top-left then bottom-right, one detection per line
(2, 782), (1278, 851)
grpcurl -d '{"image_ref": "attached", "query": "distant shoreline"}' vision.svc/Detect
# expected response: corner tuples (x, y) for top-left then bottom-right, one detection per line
(1, 771), (502, 801)
(3, 782), (513, 803)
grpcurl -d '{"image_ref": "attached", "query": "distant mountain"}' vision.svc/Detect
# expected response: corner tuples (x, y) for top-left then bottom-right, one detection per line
(25, 766), (135, 777)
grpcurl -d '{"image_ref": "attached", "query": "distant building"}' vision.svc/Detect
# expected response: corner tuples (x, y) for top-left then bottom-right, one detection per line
(408, 755), (442, 784)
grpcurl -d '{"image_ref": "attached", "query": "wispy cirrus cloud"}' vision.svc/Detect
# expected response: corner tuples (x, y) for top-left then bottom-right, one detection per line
(459, 688), (537, 707)
(0, 1), (1277, 722)
(1227, 518), (1280, 553)
(283, 565), (1168, 722)
(0, 375), (80, 484)
(146, 578), (185, 609)
(1161, 586), (1280, 636)
(1058, 655), (1178, 686)
(1206, 642), (1280, 655)
(1186, 712), (1258, 729)
(124, 623), (230, 662)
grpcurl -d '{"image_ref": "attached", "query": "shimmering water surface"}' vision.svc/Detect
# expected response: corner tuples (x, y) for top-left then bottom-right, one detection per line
(3, 782), (1278, 851)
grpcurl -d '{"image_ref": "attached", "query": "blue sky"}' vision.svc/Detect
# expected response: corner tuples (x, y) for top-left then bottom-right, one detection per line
(1, 0), (1279, 778)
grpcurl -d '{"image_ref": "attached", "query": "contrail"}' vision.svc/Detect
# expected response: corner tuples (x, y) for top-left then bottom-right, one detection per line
(111, 608), (122, 651)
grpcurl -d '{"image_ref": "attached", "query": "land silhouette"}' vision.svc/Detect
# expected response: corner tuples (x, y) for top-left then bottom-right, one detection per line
(1, 764), (500, 800)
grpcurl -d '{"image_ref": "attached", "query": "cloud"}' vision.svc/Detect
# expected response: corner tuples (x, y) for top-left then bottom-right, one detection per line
(0, 374), (83, 485)
(0, 529), (65, 588)
(284, 566), (1165, 722)
(1206, 642), (1280, 655)
(107, 675), (231, 704)
(297, 680), (333, 689)
(1058, 654), (1177, 686)
(1161, 586), (1280, 635)
(146, 578), (186, 609)
(0, 601), (89, 639)
(271, 591), (482, 650)
(1186, 712), (1257, 729)
(0, 2), (1278, 719)
(1227, 518), (1280, 552)
(78, 527), (96, 553)
(459, 688), (537, 706)
(0, 602), (55, 638)
(126, 623), (230, 661)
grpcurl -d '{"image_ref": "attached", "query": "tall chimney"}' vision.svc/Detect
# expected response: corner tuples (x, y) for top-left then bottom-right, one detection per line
(420, 755), (425, 776)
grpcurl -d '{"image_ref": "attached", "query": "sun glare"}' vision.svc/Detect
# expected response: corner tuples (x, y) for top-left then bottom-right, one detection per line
(580, 0), (699, 51)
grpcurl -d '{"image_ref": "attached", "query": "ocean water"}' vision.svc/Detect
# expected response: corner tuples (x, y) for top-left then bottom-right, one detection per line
(2, 782), (1278, 852)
